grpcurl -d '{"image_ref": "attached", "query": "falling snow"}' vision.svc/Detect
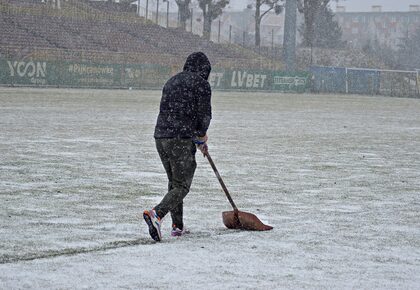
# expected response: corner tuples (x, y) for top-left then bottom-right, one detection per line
(1, 88), (419, 289)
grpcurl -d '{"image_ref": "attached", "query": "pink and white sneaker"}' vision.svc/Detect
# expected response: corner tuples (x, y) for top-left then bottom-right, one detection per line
(143, 209), (162, 242)
(171, 226), (190, 237)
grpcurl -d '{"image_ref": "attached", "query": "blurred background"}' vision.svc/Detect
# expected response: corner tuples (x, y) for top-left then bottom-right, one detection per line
(1, 0), (419, 97)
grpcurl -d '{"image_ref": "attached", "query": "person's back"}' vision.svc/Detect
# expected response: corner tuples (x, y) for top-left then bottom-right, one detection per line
(154, 52), (212, 139)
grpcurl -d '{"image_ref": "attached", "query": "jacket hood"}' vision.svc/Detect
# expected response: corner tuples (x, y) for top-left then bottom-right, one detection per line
(183, 52), (211, 81)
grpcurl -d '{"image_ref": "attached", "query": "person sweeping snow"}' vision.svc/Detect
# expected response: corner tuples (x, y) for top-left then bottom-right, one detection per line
(143, 52), (212, 242)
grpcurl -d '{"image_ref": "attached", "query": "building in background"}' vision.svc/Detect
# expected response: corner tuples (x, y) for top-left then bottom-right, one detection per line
(335, 5), (420, 49)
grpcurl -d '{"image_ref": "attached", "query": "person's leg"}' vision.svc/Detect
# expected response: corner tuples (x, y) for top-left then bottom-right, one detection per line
(143, 139), (173, 241)
(156, 138), (173, 192)
(166, 171), (183, 229)
(170, 201), (183, 229)
(154, 139), (196, 221)
(170, 157), (196, 230)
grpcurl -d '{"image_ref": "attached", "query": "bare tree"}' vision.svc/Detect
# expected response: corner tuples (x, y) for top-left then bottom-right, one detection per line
(197, 0), (229, 40)
(250, 0), (283, 47)
(175, 0), (192, 30)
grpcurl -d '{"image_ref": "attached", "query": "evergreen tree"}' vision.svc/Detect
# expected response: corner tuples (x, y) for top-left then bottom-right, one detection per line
(298, 2), (343, 48)
(297, 0), (343, 48)
(398, 27), (420, 69)
(312, 5), (343, 48)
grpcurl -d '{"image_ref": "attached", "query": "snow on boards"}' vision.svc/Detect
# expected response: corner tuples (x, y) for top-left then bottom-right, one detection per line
(209, 70), (267, 89)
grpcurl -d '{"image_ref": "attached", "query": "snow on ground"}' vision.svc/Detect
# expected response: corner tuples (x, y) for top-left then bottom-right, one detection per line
(0, 88), (419, 289)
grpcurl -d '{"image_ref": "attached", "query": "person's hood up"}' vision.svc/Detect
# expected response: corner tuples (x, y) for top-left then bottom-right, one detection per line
(183, 52), (211, 81)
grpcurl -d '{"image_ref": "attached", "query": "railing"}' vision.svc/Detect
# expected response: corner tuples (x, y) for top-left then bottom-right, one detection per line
(310, 65), (420, 98)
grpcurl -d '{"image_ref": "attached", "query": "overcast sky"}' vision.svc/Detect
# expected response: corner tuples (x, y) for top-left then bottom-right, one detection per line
(331, 0), (420, 12)
(226, 0), (420, 12)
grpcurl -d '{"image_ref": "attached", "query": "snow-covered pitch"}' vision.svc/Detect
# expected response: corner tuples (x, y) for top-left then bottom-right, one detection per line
(1, 88), (419, 289)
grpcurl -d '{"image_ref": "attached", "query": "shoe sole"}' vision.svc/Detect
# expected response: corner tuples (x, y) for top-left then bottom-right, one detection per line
(143, 212), (161, 242)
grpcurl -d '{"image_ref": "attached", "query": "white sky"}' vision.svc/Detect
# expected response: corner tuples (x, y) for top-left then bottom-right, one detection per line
(332, 0), (420, 12)
(226, 0), (420, 12)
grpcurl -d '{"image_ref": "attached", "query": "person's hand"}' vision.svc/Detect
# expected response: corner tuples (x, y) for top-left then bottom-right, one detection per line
(194, 134), (208, 156)
(197, 143), (208, 156)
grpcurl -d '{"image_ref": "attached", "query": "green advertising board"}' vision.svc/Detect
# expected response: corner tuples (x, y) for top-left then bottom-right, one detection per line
(0, 59), (49, 86)
(122, 63), (171, 88)
(55, 61), (122, 87)
(271, 71), (310, 93)
(0, 59), (121, 87)
(209, 69), (310, 92)
(209, 69), (272, 90)
(0, 58), (310, 92)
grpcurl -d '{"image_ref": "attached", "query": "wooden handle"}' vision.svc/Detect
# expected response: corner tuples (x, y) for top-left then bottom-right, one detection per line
(205, 152), (238, 212)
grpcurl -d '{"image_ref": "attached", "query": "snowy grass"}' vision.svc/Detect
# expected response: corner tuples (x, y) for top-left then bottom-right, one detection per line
(0, 88), (419, 289)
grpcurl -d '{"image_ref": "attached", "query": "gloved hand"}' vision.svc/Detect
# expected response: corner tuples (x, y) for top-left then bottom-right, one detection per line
(193, 134), (208, 156)
(197, 143), (208, 156)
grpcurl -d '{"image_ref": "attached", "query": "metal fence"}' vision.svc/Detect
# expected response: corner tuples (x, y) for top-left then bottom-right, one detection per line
(310, 66), (420, 98)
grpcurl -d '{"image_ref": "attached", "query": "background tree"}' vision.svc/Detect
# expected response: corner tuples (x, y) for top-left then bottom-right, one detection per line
(360, 37), (398, 69)
(249, 0), (283, 47)
(297, 0), (339, 47)
(397, 27), (420, 70)
(197, 0), (229, 40)
(175, 0), (192, 30)
(299, 4), (343, 48)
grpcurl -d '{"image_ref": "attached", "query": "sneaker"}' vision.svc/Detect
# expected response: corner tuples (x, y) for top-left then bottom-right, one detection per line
(171, 227), (190, 237)
(143, 209), (162, 242)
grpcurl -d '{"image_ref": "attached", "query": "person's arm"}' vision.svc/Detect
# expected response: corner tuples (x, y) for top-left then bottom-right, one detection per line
(195, 81), (212, 138)
(194, 80), (211, 155)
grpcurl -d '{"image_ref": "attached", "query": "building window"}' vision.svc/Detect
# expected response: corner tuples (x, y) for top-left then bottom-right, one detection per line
(352, 27), (358, 34)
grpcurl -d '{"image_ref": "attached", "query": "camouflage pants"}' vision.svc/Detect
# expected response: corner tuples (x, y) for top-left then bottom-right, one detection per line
(154, 138), (197, 230)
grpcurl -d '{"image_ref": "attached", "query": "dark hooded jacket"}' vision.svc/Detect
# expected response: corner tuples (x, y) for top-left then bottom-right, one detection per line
(154, 52), (212, 139)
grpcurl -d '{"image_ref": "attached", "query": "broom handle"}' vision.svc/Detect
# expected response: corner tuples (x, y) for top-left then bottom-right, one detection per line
(205, 152), (239, 212)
